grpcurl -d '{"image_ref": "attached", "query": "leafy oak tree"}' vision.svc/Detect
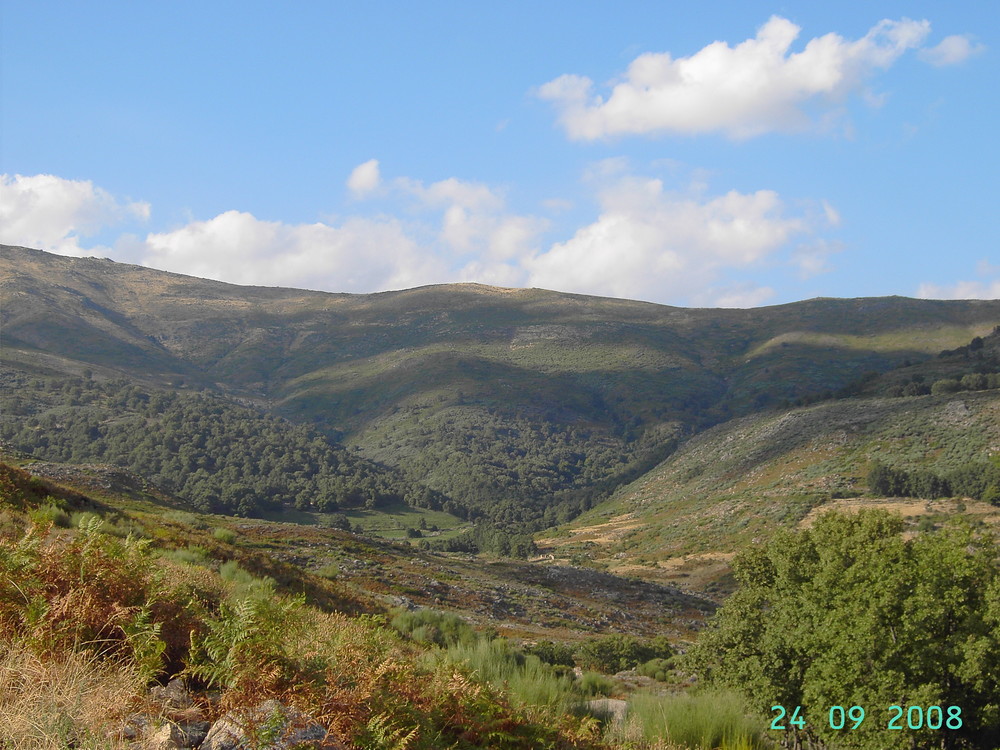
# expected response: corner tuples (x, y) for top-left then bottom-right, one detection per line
(687, 510), (1000, 749)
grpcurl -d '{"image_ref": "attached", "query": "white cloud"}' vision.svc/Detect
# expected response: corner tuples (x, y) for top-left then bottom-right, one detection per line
(393, 175), (548, 268)
(822, 200), (841, 227)
(918, 259), (1000, 300)
(0, 173), (149, 256)
(136, 168), (551, 293)
(346, 159), (381, 197)
(791, 239), (841, 279)
(538, 15), (931, 140)
(396, 176), (504, 212)
(542, 198), (574, 213)
(918, 279), (1000, 300)
(701, 283), (776, 309)
(141, 210), (444, 292)
(5, 169), (834, 307)
(919, 35), (985, 67)
(976, 259), (1000, 277)
(524, 172), (813, 302)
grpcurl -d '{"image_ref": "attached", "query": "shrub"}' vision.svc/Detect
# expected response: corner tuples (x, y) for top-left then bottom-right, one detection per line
(187, 583), (309, 702)
(0, 518), (166, 677)
(315, 563), (340, 580)
(576, 671), (614, 697)
(574, 634), (674, 674)
(432, 637), (583, 715)
(163, 510), (207, 530)
(931, 378), (961, 395)
(70, 511), (103, 530)
(161, 545), (209, 566)
(636, 657), (674, 682)
(524, 639), (576, 667)
(318, 513), (351, 530)
(390, 608), (477, 648)
(28, 502), (71, 529)
(687, 511), (1000, 749)
(218, 560), (275, 598)
(212, 527), (237, 544)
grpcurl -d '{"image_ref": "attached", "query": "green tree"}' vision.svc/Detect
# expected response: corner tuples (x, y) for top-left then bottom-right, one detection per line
(687, 510), (1000, 749)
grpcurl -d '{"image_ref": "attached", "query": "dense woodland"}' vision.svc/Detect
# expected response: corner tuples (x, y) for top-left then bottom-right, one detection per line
(0, 369), (681, 540)
(867, 460), (1000, 505)
(367, 401), (678, 528)
(0, 371), (449, 519)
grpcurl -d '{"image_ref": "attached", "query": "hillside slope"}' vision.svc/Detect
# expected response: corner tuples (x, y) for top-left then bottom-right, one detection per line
(542, 383), (1000, 590)
(4, 244), (999, 525)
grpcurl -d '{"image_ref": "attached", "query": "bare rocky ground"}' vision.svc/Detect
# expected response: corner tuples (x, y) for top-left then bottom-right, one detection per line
(18, 458), (716, 643)
(233, 519), (716, 642)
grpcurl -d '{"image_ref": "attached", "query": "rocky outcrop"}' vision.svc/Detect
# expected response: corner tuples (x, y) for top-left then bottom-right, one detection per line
(200, 699), (339, 749)
(117, 679), (342, 749)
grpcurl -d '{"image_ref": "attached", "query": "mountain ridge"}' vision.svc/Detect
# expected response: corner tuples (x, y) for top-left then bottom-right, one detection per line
(3, 244), (999, 533)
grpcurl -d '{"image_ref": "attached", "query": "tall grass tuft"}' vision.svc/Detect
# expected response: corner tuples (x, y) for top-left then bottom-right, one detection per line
(0, 640), (145, 749)
(430, 637), (582, 715)
(607, 689), (768, 750)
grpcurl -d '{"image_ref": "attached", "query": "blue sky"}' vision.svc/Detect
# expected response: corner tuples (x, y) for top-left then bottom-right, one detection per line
(2, 1), (997, 306)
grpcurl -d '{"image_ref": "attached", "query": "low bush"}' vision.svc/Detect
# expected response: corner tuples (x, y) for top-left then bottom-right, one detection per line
(577, 671), (614, 697)
(315, 562), (340, 580)
(431, 637), (584, 716)
(524, 639), (576, 667)
(574, 634), (674, 674)
(163, 510), (207, 529)
(161, 545), (210, 566)
(636, 657), (674, 682)
(390, 608), (477, 648)
(28, 502), (71, 528)
(212, 527), (237, 544)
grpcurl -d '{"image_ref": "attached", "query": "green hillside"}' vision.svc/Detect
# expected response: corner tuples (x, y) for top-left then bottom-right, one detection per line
(541, 336), (1000, 589)
(4, 245), (999, 530)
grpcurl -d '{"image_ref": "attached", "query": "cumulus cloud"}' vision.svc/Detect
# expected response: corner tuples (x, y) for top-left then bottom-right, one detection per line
(4, 169), (834, 307)
(918, 259), (1000, 300)
(701, 283), (776, 309)
(141, 210), (444, 292)
(919, 35), (986, 66)
(0, 173), (149, 255)
(791, 239), (841, 279)
(538, 15), (932, 139)
(346, 159), (381, 197)
(918, 279), (1000, 300)
(393, 175), (549, 269)
(523, 172), (814, 303)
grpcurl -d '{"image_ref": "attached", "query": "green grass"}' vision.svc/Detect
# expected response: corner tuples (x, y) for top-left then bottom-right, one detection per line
(257, 500), (468, 540)
(746, 325), (994, 359)
(429, 637), (583, 715)
(212, 527), (237, 544)
(342, 503), (468, 538)
(609, 690), (768, 749)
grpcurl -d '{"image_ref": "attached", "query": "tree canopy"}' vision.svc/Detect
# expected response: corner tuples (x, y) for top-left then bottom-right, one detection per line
(687, 510), (1000, 749)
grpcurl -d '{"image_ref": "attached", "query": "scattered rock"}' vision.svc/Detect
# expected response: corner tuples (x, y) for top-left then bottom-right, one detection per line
(201, 699), (339, 749)
(179, 721), (212, 748)
(143, 722), (186, 750)
(150, 678), (195, 712)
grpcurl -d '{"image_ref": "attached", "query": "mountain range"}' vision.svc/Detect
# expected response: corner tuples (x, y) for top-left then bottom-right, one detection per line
(2, 243), (999, 577)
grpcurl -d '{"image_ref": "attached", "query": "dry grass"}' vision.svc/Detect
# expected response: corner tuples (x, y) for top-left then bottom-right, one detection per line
(0, 640), (145, 749)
